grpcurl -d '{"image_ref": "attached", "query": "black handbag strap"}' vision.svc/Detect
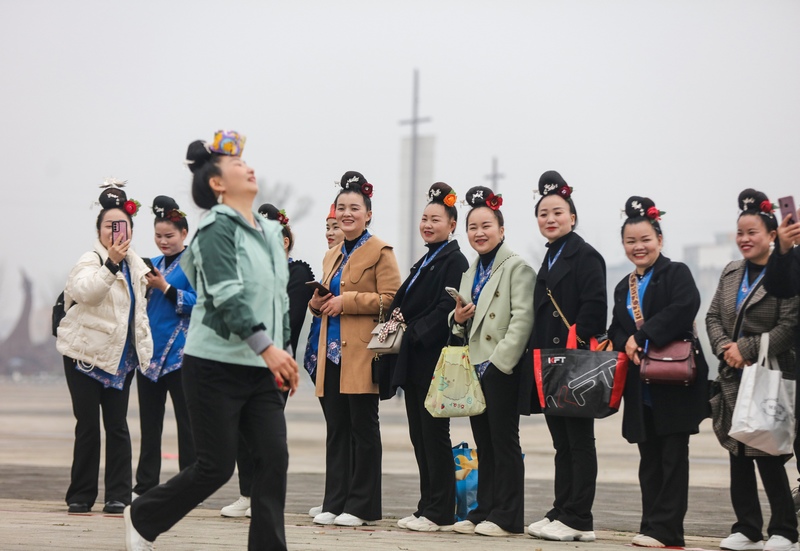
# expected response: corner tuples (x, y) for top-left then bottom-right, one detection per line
(730, 278), (763, 342)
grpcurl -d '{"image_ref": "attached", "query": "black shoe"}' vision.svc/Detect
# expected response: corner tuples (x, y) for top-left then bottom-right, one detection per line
(68, 503), (91, 513)
(103, 500), (125, 514)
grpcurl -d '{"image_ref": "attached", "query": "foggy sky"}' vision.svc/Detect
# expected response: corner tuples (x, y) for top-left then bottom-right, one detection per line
(2, 0), (799, 337)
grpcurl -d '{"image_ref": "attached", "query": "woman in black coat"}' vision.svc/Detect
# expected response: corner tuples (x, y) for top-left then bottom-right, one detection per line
(525, 172), (607, 542)
(390, 182), (469, 532)
(607, 196), (709, 549)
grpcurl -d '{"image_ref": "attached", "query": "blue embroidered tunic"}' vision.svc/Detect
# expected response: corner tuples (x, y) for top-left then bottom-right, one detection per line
(140, 250), (196, 381)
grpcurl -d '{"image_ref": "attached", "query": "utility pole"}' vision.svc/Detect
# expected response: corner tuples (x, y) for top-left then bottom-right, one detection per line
(485, 157), (505, 192)
(399, 69), (431, 271)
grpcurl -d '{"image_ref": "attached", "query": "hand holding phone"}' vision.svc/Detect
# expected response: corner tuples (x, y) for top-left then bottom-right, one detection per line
(305, 281), (331, 297)
(779, 196), (797, 225)
(142, 257), (155, 273)
(111, 220), (129, 244)
(445, 286), (471, 306)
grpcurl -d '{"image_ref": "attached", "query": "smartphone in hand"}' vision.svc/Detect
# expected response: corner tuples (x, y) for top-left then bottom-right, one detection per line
(111, 220), (128, 244)
(445, 286), (471, 306)
(305, 281), (331, 297)
(141, 257), (155, 273)
(778, 196), (797, 225)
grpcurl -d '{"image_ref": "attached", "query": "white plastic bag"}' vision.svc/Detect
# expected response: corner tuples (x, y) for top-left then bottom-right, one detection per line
(729, 333), (796, 456)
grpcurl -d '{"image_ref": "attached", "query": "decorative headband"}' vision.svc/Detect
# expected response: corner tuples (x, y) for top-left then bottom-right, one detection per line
(209, 130), (246, 156)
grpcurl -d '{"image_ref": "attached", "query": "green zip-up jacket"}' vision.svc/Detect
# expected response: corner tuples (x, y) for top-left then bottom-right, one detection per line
(181, 204), (290, 368)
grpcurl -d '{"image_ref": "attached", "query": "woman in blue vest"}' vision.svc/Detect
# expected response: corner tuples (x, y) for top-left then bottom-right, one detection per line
(133, 196), (197, 498)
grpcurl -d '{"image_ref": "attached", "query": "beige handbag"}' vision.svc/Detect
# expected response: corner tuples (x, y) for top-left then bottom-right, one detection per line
(367, 296), (406, 355)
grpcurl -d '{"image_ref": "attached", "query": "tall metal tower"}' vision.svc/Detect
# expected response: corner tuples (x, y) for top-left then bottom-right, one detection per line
(399, 69), (431, 271)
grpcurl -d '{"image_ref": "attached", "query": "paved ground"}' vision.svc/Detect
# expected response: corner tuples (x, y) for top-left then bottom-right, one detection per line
(0, 377), (789, 550)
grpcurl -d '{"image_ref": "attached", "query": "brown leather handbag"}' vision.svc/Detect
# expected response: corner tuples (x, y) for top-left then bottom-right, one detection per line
(628, 273), (697, 386)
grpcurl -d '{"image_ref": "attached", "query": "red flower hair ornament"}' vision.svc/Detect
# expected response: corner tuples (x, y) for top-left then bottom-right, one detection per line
(124, 199), (141, 216)
(760, 199), (775, 214)
(361, 182), (374, 198)
(646, 206), (665, 221)
(486, 193), (503, 210)
(558, 185), (573, 200)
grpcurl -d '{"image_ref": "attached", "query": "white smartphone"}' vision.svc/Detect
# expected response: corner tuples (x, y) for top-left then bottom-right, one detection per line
(445, 286), (471, 306)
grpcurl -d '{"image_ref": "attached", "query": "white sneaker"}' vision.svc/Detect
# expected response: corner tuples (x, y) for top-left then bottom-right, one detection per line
(220, 495), (250, 518)
(334, 513), (375, 526)
(765, 535), (795, 551)
(406, 516), (453, 532)
(527, 518), (551, 538)
(397, 514), (417, 528)
(453, 520), (476, 534)
(245, 507), (251, 518)
(313, 511), (337, 525)
(540, 519), (596, 542)
(721, 533), (764, 551)
(475, 521), (519, 537)
(632, 534), (666, 548)
(124, 506), (154, 551)
(309, 505), (323, 517)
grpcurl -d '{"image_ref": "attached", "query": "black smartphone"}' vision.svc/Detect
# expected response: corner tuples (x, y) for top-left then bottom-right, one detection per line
(111, 220), (128, 243)
(305, 281), (331, 296)
(779, 196), (797, 225)
(142, 257), (155, 273)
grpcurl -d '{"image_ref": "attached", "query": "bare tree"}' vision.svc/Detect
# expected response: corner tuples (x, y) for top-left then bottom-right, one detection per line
(255, 178), (314, 225)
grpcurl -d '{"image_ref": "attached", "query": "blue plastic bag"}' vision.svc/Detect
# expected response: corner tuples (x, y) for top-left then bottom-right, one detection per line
(453, 442), (478, 521)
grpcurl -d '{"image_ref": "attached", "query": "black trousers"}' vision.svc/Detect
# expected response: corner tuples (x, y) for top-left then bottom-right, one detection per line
(637, 406), (690, 547)
(404, 383), (455, 526)
(134, 369), (196, 495)
(467, 364), (524, 533)
(320, 360), (381, 520)
(63, 356), (134, 508)
(544, 415), (597, 530)
(130, 356), (288, 551)
(730, 446), (798, 542)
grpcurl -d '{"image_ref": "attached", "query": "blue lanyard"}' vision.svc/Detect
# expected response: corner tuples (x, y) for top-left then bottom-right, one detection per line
(406, 242), (448, 292)
(547, 244), (565, 271)
(472, 258), (494, 303)
(736, 265), (764, 312)
(332, 232), (371, 284)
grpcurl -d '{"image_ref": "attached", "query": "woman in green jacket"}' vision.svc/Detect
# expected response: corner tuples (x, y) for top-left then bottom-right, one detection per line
(124, 131), (299, 551)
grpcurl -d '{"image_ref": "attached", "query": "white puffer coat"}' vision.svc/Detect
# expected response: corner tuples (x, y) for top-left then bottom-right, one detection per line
(56, 240), (153, 374)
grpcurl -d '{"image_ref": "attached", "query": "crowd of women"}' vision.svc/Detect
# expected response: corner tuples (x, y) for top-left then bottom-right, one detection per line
(53, 130), (800, 551)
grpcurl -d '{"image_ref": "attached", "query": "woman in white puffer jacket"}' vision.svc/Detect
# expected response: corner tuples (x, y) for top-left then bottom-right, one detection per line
(56, 184), (153, 515)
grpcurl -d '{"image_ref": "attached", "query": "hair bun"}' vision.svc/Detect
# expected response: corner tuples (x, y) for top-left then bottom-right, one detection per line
(339, 170), (373, 198)
(98, 188), (128, 209)
(465, 185), (503, 210)
(538, 170), (572, 199)
(185, 140), (212, 174)
(624, 196), (661, 220)
(258, 203), (290, 226)
(738, 188), (772, 213)
(427, 182), (457, 206)
(152, 195), (181, 219)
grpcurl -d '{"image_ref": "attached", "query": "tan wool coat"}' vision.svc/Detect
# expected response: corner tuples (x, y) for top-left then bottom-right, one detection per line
(314, 235), (401, 395)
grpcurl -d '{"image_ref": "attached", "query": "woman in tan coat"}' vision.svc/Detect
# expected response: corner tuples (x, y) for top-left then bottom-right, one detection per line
(309, 171), (401, 527)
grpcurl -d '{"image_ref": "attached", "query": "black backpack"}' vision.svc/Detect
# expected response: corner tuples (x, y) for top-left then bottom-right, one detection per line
(52, 252), (103, 337)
